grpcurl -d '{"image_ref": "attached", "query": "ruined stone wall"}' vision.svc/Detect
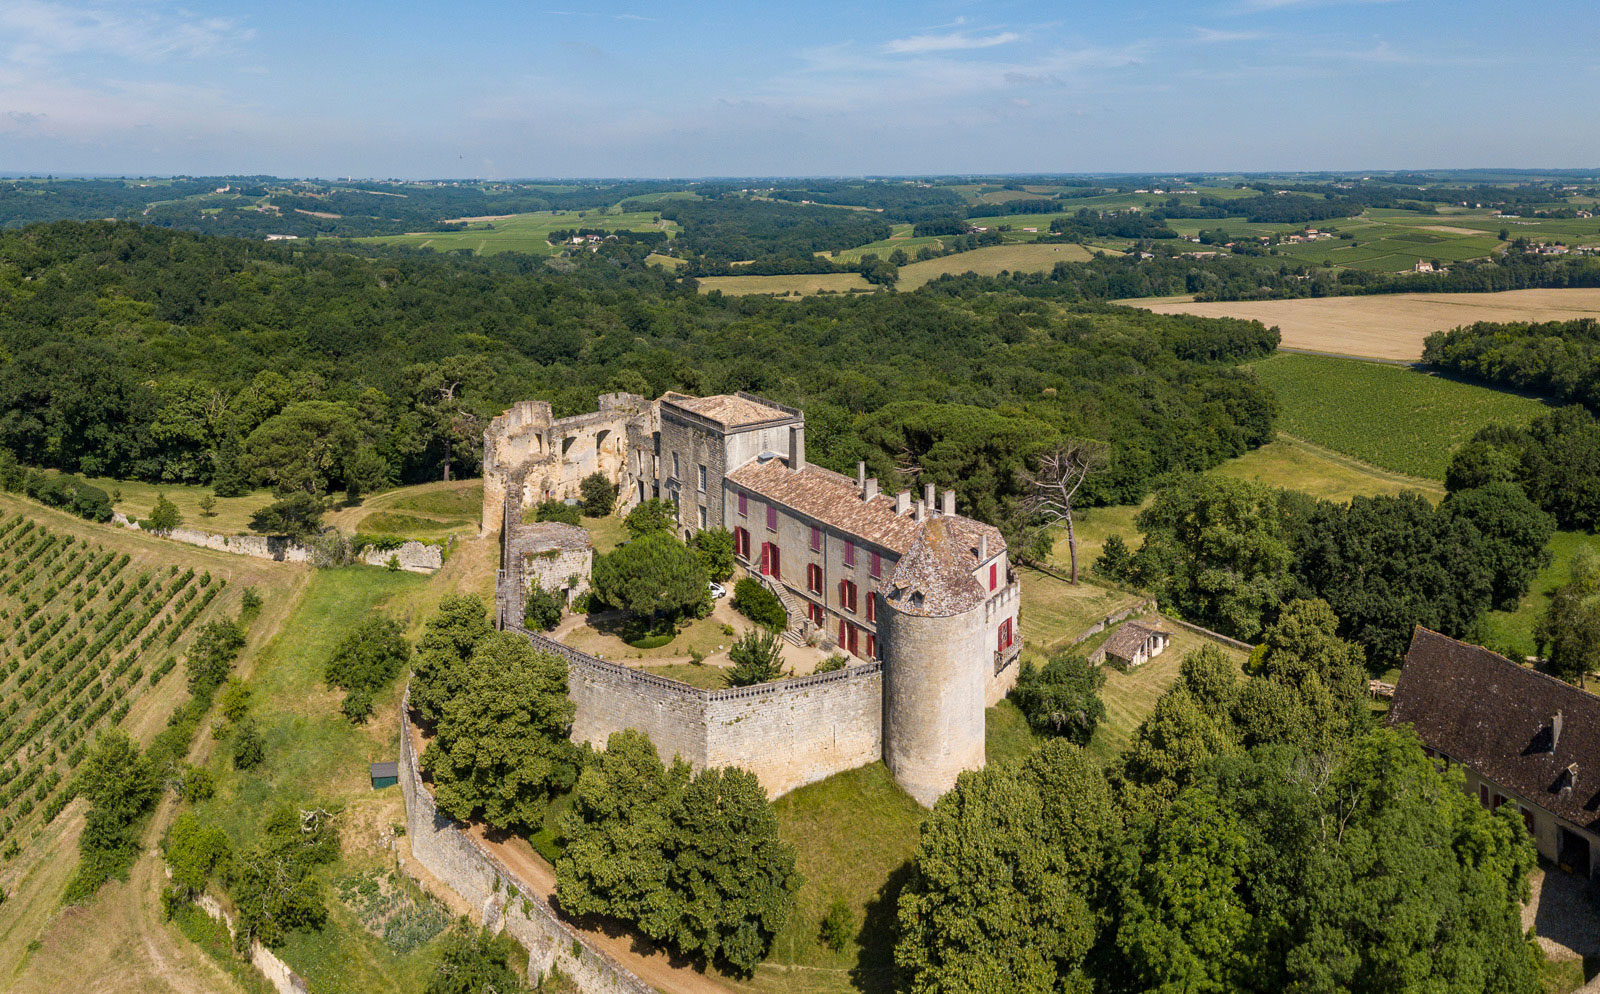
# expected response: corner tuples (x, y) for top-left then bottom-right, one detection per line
(399, 694), (659, 994)
(514, 625), (883, 797)
(192, 892), (311, 994)
(481, 394), (653, 535)
(357, 540), (445, 573)
(521, 546), (592, 603)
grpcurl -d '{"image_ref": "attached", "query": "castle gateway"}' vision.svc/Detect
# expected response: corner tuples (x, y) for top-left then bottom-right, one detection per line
(485, 391), (1022, 806)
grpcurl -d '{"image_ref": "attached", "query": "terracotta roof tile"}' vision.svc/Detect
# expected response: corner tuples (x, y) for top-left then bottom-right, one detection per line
(1100, 622), (1169, 661)
(660, 392), (793, 429)
(1388, 626), (1600, 831)
(727, 459), (924, 552)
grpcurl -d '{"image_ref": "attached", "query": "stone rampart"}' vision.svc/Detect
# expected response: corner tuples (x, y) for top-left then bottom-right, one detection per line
(192, 891), (311, 994)
(113, 513), (443, 572)
(513, 625), (884, 797)
(357, 540), (445, 572)
(399, 693), (658, 994)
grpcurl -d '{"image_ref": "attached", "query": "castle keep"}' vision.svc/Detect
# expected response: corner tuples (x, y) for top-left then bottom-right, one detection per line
(485, 391), (1022, 805)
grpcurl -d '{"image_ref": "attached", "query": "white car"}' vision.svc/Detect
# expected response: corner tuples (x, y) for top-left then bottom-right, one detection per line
(709, 582), (728, 600)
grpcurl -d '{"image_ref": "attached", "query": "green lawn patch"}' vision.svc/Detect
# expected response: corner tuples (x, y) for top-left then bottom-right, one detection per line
(1480, 531), (1599, 660)
(1251, 353), (1550, 479)
(357, 511), (465, 536)
(386, 484), (482, 517)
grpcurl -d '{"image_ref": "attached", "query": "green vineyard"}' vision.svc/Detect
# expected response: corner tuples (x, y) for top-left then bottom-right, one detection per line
(0, 513), (228, 851)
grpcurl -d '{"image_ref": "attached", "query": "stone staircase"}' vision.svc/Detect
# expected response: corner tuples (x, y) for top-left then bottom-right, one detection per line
(750, 570), (812, 647)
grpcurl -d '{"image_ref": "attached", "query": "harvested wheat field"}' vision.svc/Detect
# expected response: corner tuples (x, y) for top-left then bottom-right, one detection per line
(1121, 288), (1600, 361)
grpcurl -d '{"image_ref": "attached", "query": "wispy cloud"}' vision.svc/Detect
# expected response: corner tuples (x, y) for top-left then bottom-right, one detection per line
(1191, 27), (1265, 43)
(883, 30), (1021, 55)
(0, 0), (246, 66)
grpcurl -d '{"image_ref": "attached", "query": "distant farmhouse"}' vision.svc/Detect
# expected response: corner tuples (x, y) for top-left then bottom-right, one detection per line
(482, 391), (1022, 805)
(1389, 627), (1599, 878)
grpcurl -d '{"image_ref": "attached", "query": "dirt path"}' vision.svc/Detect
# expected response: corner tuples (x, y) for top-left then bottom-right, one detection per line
(467, 824), (738, 994)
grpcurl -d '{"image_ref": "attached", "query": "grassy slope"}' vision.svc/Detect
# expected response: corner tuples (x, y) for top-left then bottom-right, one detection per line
(1251, 353), (1549, 479)
(696, 274), (876, 297)
(895, 242), (1100, 290)
(353, 209), (674, 257)
(1480, 531), (1598, 660)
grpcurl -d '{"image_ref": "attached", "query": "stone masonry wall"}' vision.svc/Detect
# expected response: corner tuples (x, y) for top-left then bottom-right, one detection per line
(514, 625), (884, 797)
(115, 513), (444, 572)
(400, 693), (658, 994)
(193, 892), (311, 994)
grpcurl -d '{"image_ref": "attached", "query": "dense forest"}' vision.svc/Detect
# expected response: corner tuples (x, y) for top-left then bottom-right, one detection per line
(0, 222), (1277, 527)
(1424, 318), (1600, 409)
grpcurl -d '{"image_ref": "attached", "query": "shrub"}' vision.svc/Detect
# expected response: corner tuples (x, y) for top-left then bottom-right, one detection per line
(522, 582), (565, 633)
(815, 653), (848, 674)
(533, 499), (581, 526)
(1012, 652), (1106, 745)
(325, 617), (411, 698)
(578, 472), (618, 517)
(820, 897), (855, 952)
(341, 688), (375, 724)
(623, 498), (677, 538)
(232, 721), (265, 770)
(733, 578), (786, 629)
(728, 627), (786, 687)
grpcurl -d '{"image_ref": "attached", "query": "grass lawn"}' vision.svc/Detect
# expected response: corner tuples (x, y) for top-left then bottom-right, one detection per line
(1212, 435), (1444, 502)
(1480, 531), (1599, 660)
(1251, 353), (1550, 479)
(187, 565), (442, 994)
(67, 473), (276, 534)
(1017, 564), (1144, 654)
(582, 513), (627, 554)
(353, 208), (674, 257)
(746, 763), (925, 994)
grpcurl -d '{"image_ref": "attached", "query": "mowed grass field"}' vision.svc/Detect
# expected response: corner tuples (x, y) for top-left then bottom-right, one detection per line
(697, 273), (876, 296)
(354, 208), (674, 257)
(1124, 287), (1600, 361)
(1251, 353), (1549, 479)
(1480, 530), (1598, 661)
(896, 242), (1102, 289)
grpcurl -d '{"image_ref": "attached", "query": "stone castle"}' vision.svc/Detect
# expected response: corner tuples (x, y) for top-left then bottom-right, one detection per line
(485, 391), (1022, 805)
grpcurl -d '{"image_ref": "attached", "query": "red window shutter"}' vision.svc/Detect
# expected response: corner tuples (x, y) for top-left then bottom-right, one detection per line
(810, 526), (821, 551)
(837, 579), (846, 608)
(866, 634), (876, 660)
(766, 506), (777, 531)
(866, 593), (875, 622)
(989, 563), (997, 591)
(738, 493), (747, 515)
(843, 541), (855, 567)
(870, 552), (881, 578)
(838, 619), (846, 647)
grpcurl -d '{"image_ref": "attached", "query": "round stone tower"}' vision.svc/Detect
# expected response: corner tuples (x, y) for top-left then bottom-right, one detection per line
(878, 517), (990, 807)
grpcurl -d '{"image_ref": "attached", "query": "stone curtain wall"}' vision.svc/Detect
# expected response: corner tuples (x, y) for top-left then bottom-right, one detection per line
(512, 625), (885, 797)
(399, 693), (659, 994)
(192, 892), (311, 994)
(114, 513), (443, 572)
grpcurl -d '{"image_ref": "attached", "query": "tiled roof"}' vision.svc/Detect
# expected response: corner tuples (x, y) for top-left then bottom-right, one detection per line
(1101, 622), (1168, 661)
(727, 459), (924, 552)
(660, 392), (793, 429)
(1388, 627), (1600, 832)
(881, 517), (991, 618)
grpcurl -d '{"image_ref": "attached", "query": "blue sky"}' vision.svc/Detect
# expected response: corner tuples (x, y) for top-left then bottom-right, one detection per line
(1, 0), (1596, 178)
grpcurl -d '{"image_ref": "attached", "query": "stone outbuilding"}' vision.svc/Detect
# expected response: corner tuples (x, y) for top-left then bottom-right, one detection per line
(1090, 621), (1170, 669)
(498, 521), (594, 626)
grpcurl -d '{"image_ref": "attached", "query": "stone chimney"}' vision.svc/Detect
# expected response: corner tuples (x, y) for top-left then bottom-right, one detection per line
(979, 534), (988, 561)
(857, 461), (867, 490)
(914, 499), (926, 523)
(789, 424), (806, 472)
(923, 482), (935, 508)
(895, 491), (911, 515)
(941, 489), (955, 516)
(1552, 710), (1563, 752)
(864, 478), (880, 501)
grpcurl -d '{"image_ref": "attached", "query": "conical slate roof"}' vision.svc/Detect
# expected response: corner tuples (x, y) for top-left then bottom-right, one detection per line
(881, 517), (989, 617)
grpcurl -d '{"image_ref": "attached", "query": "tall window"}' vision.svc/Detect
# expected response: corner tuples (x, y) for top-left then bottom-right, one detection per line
(866, 592), (876, 622)
(738, 492), (748, 516)
(734, 527), (750, 559)
(698, 465), (707, 492)
(989, 563), (997, 591)
(810, 526), (822, 552)
(866, 633), (876, 660)
(997, 618), (1014, 652)
(698, 505), (707, 529)
(672, 452), (679, 479)
(839, 579), (857, 613)
(766, 506), (778, 532)
(843, 541), (855, 567)
(807, 563), (823, 594)
(869, 551), (881, 578)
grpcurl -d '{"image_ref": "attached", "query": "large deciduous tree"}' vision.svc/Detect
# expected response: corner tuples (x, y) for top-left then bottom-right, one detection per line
(421, 632), (577, 832)
(409, 594), (493, 725)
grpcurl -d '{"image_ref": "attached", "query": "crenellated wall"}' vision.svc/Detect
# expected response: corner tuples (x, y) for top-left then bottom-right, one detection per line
(516, 625), (884, 798)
